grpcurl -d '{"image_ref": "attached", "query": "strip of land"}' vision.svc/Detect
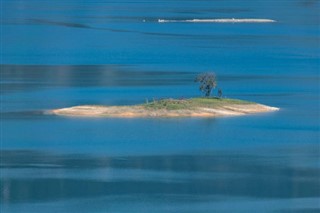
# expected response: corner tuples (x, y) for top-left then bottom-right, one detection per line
(50, 98), (279, 118)
(158, 18), (276, 23)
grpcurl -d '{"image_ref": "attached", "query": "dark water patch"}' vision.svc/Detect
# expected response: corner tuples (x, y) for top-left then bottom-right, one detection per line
(299, 0), (319, 7)
(2, 64), (318, 95)
(2, 149), (319, 177)
(279, 208), (320, 213)
(0, 111), (49, 120)
(1, 65), (194, 93)
(27, 19), (91, 29)
(1, 175), (319, 204)
(2, 19), (92, 30)
(271, 145), (320, 156)
(83, 15), (165, 23)
(1, 18), (140, 34)
(2, 147), (319, 203)
(0, 82), (45, 94)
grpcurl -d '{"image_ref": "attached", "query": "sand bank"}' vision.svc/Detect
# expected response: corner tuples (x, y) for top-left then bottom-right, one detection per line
(50, 102), (279, 118)
(158, 18), (276, 23)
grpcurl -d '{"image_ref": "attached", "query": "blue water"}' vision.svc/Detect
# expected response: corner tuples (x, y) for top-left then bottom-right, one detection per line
(1, 0), (320, 212)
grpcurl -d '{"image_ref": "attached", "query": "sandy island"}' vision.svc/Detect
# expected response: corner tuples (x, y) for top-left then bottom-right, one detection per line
(50, 98), (279, 118)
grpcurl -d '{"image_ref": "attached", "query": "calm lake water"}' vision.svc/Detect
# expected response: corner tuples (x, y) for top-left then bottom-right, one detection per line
(1, 0), (320, 212)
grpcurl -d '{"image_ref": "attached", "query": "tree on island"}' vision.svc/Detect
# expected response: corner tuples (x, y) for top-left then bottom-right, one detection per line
(195, 72), (217, 97)
(218, 88), (223, 98)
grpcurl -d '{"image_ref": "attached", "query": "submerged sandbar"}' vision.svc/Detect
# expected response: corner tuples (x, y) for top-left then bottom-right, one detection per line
(50, 98), (279, 118)
(158, 18), (276, 23)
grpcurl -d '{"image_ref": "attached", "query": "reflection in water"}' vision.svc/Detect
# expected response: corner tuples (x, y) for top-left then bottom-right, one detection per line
(3, 65), (318, 94)
(1, 147), (319, 205)
(1, 65), (194, 94)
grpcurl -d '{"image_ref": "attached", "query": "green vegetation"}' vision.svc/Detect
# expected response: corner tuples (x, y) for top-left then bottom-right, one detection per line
(142, 97), (254, 110)
(140, 73), (253, 111)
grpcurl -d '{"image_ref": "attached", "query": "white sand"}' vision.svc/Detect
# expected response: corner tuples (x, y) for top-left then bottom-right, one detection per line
(158, 18), (276, 23)
(50, 104), (279, 118)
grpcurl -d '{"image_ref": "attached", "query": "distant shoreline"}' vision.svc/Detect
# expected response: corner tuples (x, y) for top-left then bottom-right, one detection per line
(50, 98), (279, 118)
(158, 18), (276, 23)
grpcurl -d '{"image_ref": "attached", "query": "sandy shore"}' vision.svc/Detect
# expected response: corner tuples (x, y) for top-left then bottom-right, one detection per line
(158, 18), (276, 23)
(50, 103), (279, 118)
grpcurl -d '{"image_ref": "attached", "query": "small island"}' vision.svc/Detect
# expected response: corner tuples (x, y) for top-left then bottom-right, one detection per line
(50, 72), (279, 118)
(50, 97), (279, 118)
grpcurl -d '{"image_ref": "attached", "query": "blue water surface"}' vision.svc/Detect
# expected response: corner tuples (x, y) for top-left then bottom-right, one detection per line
(1, 0), (320, 212)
